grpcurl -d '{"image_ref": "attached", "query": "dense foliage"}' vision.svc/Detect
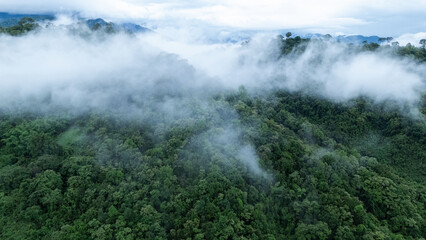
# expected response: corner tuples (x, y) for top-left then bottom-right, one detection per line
(0, 89), (425, 239)
(0, 21), (425, 240)
(277, 33), (426, 62)
(0, 17), (39, 36)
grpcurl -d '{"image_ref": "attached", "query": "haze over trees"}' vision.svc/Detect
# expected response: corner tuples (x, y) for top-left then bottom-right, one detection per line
(0, 20), (425, 240)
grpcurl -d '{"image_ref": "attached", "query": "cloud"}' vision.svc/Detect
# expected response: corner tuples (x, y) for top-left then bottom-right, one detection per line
(0, 20), (424, 177)
(277, 42), (425, 107)
(142, 33), (425, 110)
(1, 0), (426, 34)
(171, 0), (368, 30)
(184, 125), (270, 177)
(0, 0), (150, 19)
(394, 32), (426, 47)
(0, 23), (424, 116)
(0, 27), (205, 115)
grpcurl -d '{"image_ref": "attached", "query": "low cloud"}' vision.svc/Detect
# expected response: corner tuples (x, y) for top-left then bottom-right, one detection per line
(277, 42), (425, 107)
(394, 32), (426, 47)
(0, 22), (424, 114)
(0, 20), (424, 177)
(2, 0), (426, 34)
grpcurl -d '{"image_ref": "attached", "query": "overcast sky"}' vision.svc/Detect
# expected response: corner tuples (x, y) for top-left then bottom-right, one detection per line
(1, 0), (426, 36)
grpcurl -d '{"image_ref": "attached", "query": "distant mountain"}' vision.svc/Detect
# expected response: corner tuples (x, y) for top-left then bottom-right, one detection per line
(0, 13), (387, 42)
(0, 12), (54, 27)
(120, 23), (151, 33)
(303, 33), (324, 39)
(335, 35), (381, 44)
(86, 18), (151, 33)
(0, 13), (151, 34)
(303, 33), (388, 44)
(86, 18), (108, 28)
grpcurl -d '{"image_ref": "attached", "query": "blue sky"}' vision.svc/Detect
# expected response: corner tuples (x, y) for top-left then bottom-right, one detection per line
(1, 0), (425, 36)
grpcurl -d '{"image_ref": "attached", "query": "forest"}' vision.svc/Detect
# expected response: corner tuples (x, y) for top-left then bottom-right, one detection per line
(0, 19), (425, 240)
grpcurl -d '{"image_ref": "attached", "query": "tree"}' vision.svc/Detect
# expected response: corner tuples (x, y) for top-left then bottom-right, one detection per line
(2, 17), (39, 36)
(419, 39), (426, 49)
(295, 222), (331, 240)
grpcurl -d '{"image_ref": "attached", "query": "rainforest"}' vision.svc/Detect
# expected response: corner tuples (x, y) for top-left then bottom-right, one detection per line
(0, 14), (425, 240)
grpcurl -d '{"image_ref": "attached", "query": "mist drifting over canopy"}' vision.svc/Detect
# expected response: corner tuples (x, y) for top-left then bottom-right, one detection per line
(0, 19), (424, 115)
(0, 5), (425, 238)
(0, 14), (425, 177)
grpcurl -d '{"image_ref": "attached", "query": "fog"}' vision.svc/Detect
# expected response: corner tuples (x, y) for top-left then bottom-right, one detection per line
(0, 27), (208, 114)
(279, 42), (425, 106)
(394, 32), (426, 47)
(0, 19), (425, 175)
(1, 21), (424, 113)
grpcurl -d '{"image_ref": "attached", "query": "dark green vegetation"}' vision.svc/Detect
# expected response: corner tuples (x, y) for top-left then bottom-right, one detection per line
(277, 33), (426, 62)
(0, 16), (150, 36)
(395, 43), (426, 62)
(0, 89), (425, 239)
(0, 13), (53, 27)
(0, 26), (426, 239)
(0, 17), (39, 36)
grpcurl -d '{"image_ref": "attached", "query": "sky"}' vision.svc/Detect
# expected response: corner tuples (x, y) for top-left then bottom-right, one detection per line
(1, 0), (426, 36)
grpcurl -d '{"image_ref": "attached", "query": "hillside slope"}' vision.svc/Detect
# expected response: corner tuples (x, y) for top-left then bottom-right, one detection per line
(0, 90), (425, 239)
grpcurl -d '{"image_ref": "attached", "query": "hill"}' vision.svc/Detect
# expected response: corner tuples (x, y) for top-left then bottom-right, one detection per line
(0, 12), (54, 27)
(0, 22), (425, 240)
